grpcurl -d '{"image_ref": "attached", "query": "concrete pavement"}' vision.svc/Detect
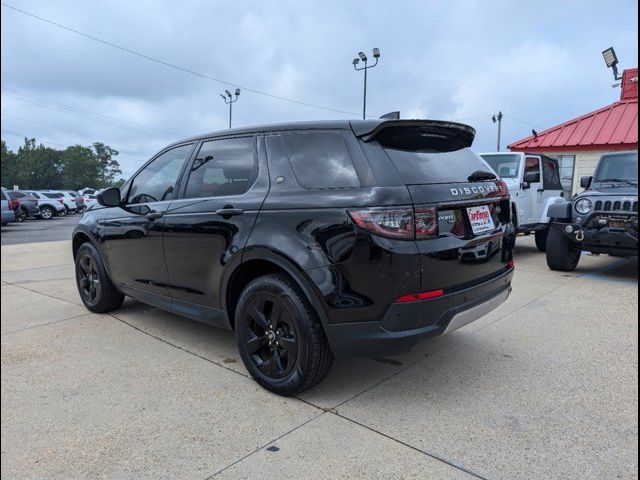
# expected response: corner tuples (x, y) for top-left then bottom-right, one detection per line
(1, 237), (638, 479)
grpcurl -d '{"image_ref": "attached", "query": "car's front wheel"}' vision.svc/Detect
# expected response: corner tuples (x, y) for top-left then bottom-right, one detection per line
(235, 274), (333, 396)
(546, 223), (581, 271)
(75, 242), (125, 312)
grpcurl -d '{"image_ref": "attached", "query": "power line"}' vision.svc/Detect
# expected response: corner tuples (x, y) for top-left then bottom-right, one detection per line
(1, 88), (181, 138)
(502, 113), (543, 130)
(1, 113), (151, 154)
(1, 128), (68, 148)
(1, 2), (361, 117)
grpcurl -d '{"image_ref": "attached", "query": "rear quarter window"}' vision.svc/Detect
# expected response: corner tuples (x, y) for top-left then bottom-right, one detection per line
(281, 131), (360, 189)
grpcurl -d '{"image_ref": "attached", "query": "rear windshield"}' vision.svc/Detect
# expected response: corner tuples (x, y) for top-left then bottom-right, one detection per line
(42, 192), (63, 198)
(383, 147), (495, 185)
(480, 154), (520, 179)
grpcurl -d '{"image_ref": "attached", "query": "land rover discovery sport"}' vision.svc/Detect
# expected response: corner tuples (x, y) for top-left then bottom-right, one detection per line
(73, 119), (515, 395)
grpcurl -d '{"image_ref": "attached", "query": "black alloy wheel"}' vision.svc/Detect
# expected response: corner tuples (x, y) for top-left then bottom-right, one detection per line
(235, 274), (333, 395)
(77, 250), (102, 307)
(244, 294), (299, 379)
(74, 242), (125, 312)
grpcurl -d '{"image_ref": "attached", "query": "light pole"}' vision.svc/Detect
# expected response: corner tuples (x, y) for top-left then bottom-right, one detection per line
(220, 88), (240, 129)
(353, 48), (381, 119)
(492, 111), (503, 151)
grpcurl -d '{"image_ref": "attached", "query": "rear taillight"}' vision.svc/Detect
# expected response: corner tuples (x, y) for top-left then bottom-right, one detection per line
(7, 198), (13, 210)
(58, 199), (64, 204)
(497, 180), (509, 197)
(348, 208), (414, 239)
(508, 259), (515, 269)
(415, 207), (438, 239)
(71, 198), (76, 202)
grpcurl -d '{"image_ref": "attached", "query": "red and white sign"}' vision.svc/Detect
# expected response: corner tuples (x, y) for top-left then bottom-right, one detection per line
(466, 205), (495, 235)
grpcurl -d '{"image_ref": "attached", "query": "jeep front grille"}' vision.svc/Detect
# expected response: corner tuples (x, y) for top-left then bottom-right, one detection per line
(594, 200), (638, 212)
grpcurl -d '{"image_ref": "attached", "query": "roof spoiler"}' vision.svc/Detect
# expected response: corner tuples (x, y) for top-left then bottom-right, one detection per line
(352, 120), (476, 145)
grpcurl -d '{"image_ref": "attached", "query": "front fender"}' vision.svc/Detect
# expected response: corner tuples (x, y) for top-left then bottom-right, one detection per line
(546, 199), (572, 220)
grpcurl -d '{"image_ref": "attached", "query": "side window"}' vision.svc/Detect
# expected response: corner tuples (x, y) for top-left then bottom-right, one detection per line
(184, 137), (256, 199)
(128, 144), (193, 204)
(524, 157), (541, 183)
(281, 132), (360, 189)
(542, 158), (562, 190)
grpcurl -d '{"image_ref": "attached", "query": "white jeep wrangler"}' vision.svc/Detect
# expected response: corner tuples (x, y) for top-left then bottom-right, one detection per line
(480, 152), (565, 252)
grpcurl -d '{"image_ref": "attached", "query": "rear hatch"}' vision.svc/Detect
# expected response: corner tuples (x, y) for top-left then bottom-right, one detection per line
(358, 121), (513, 293)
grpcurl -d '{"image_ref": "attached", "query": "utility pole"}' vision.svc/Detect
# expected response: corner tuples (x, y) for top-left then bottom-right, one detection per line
(492, 111), (503, 151)
(220, 88), (241, 128)
(352, 48), (381, 119)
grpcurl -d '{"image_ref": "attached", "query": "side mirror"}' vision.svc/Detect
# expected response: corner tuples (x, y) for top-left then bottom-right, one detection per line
(580, 176), (592, 189)
(97, 187), (121, 207)
(521, 181), (530, 190)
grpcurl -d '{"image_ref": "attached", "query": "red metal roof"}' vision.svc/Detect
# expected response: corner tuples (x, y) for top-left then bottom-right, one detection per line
(509, 68), (638, 153)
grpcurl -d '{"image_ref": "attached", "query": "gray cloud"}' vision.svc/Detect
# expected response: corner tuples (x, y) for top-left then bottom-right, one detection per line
(1, 0), (637, 177)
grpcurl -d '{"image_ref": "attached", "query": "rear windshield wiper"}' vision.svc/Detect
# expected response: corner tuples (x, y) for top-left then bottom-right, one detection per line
(468, 170), (497, 182)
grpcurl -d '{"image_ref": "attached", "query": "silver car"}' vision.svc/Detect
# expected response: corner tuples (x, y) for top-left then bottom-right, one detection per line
(1, 188), (16, 225)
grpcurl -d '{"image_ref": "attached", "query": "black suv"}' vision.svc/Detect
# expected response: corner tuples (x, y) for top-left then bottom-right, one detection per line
(546, 151), (638, 271)
(73, 119), (515, 395)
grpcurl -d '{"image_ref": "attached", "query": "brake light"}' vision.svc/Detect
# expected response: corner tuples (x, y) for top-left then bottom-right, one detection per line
(508, 259), (515, 269)
(14, 199), (20, 207)
(497, 180), (509, 197)
(395, 289), (445, 303)
(58, 199), (64, 204)
(7, 198), (13, 210)
(415, 207), (438, 239)
(348, 206), (439, 240)
(348, 208), (414, 239)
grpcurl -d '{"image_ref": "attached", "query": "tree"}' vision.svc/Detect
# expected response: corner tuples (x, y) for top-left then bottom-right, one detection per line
(15, 138), (63, 190)
(0, 137), (124, 190)
(1, 140), (20, 188)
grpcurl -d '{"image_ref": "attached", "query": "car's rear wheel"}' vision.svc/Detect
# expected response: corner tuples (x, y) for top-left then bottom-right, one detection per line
(40, 206), (54, 220)
(534, 228), (548, 252)
(235, 273), (333, 396)
(546, 224), (581, 271)
(75, 242), (125, 312)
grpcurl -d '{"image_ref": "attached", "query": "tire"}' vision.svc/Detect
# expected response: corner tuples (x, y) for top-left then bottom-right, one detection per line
(75, 242), (125, 313)
(534, 228), (548, 252)
(40, 206), (54, 220)
(20, 207), (29, 221)
(14, 209), (25, 222)
(546, 223), (581, 271)
(235, 273), (333, 396)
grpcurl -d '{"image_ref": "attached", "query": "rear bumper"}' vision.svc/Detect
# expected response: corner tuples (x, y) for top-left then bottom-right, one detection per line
(324, 266), (513, 357)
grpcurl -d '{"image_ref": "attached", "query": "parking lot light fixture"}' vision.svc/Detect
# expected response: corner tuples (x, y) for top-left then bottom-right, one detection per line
(602, 47), (622, 81)
(353, 48), (381, 119)
(220, 88), (241, 129)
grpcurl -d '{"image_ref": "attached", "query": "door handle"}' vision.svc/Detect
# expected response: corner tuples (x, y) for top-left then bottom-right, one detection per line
(144, 211), (165, 220)
(214, 207), (244, 217)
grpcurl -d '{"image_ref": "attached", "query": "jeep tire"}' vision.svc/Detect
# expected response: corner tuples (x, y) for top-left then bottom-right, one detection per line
(546, 223), (581, 271)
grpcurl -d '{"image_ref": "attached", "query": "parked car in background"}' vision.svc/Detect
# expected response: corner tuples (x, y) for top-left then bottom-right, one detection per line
(73, 119), (516, 395)
(7, 190), (41, 219)
(82, 193), (98, 210)
(1, 188), (16, 225)
(65, 191), (86, 212)
(26, 191), (66, 219)
(42, 191), (77, 215)
(480, 152), (565, 251)
(546, 151), (638, 271)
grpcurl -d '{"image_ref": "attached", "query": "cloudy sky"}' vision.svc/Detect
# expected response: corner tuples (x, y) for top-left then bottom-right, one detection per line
(1, 0), (638, 177)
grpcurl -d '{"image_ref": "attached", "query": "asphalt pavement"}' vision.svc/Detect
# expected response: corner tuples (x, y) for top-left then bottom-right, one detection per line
(0, 214), (80, 245)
